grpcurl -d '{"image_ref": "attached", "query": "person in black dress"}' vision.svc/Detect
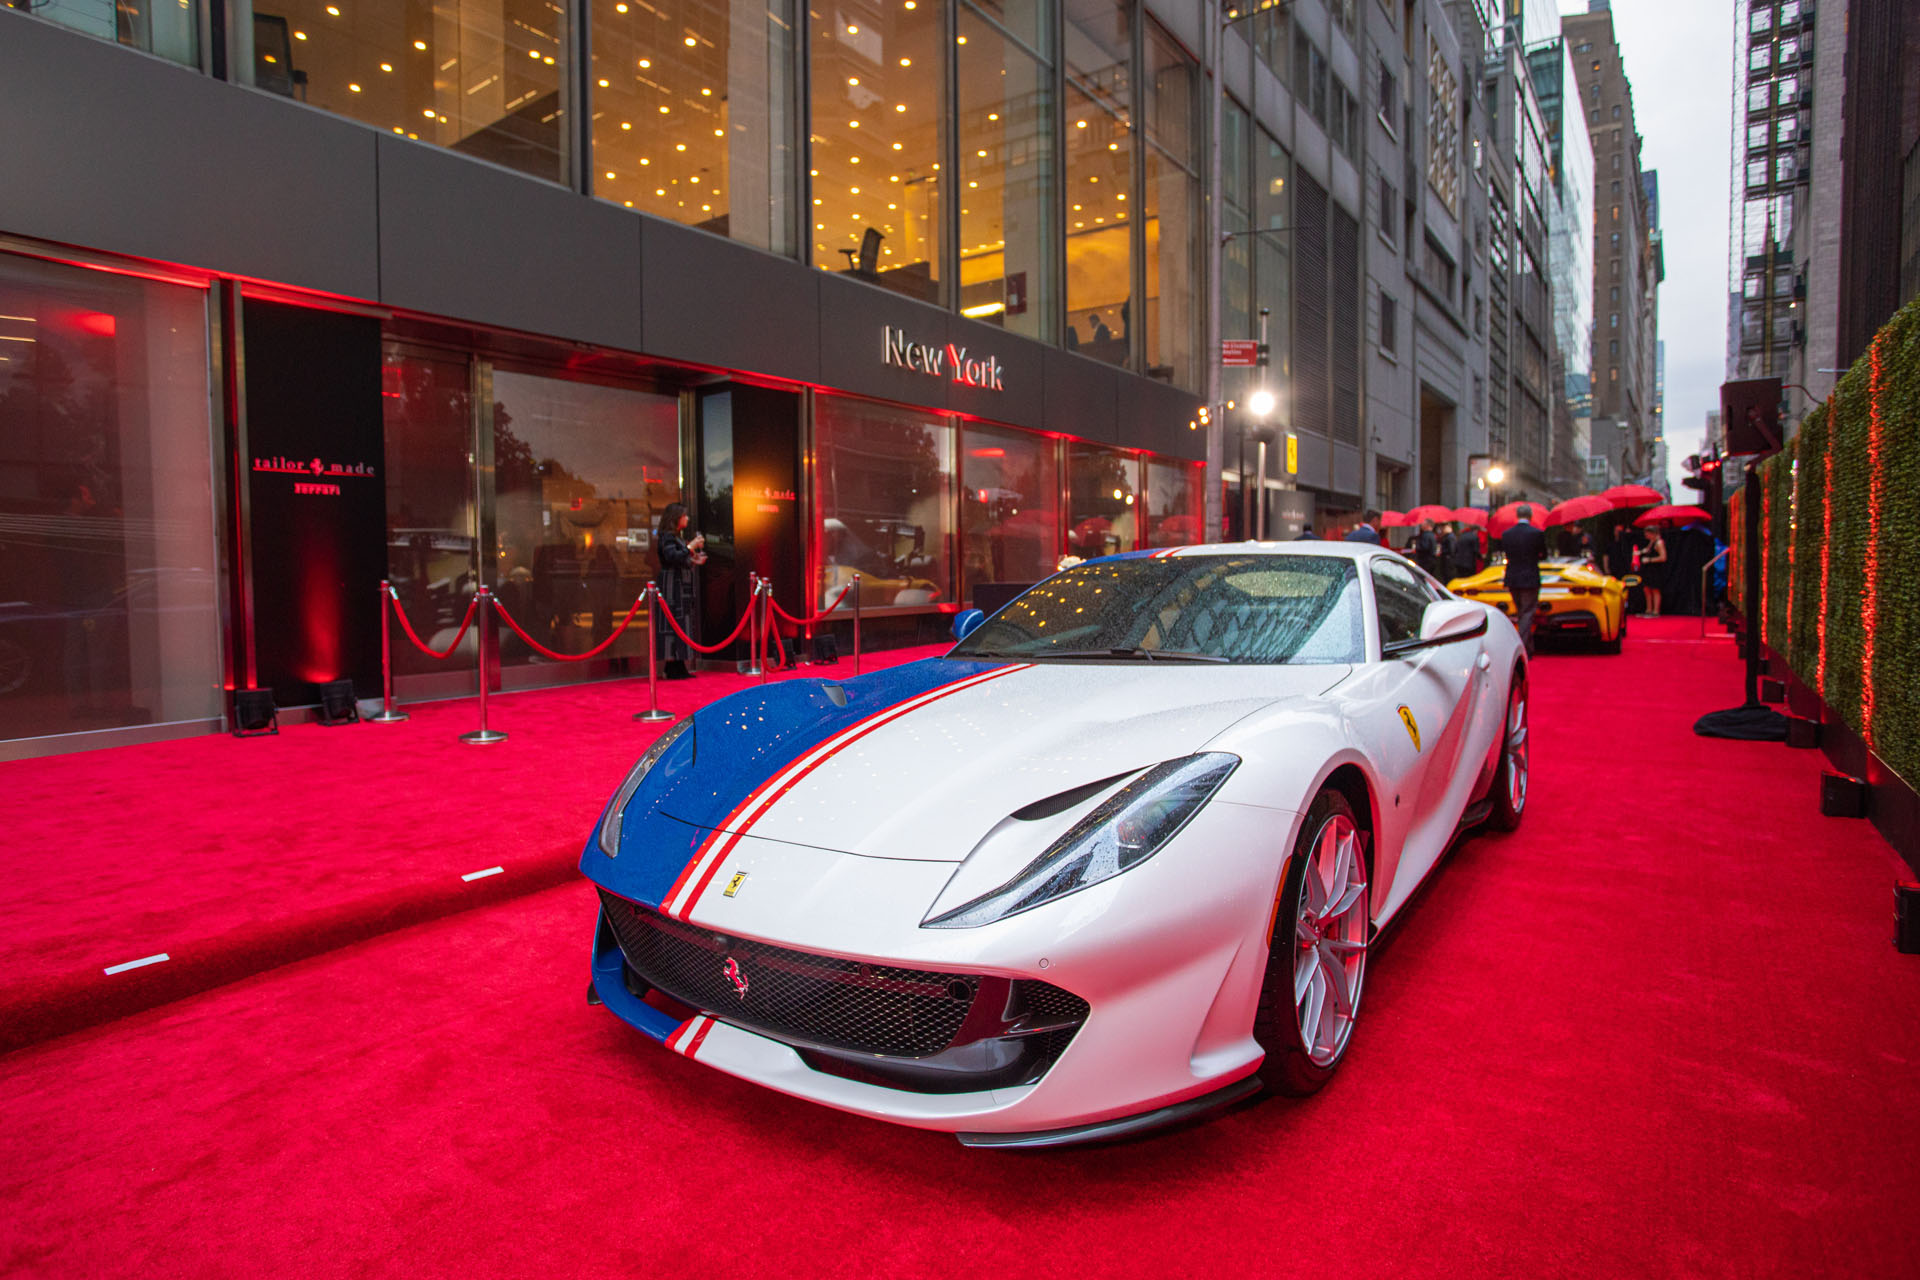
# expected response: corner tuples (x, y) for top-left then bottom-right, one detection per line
(1639, 527), (1668, 616)
(655, 503), (705, 679)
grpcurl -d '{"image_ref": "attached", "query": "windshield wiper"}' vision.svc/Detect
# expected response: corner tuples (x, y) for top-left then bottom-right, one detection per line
(1043, 647), (1230, 663)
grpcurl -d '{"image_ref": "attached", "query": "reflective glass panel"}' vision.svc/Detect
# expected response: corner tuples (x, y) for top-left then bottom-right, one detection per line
(959, 423), (1059, 598)
(815, 396), (953, 608)
(1144, 456), (1202, 547)
(810, 0), (944, 302)
(236, 0), (570, 184)
(590, 0), (796, 254)
(489, 371), (682, 680)
(0, 253), (222, 747)
(957, 2), (1056, 339)
(20, 0), (199, 65)
(1063, 0), (1132, 366)
(1144, 23), (1199, 389)
(382, 346), (477, 678)
(1066, 440), (1137, 559)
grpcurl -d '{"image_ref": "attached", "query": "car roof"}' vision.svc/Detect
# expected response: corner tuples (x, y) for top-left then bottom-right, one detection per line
(1113, 541), (1405, 563)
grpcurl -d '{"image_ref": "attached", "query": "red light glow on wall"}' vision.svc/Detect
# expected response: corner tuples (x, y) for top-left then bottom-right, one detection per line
(968, 447), (1006, 458)
(1862, 337), (1886, 744)
(1819, 395), (1833, 697)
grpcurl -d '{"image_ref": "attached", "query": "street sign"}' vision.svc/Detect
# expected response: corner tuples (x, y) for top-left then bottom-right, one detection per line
(1221, 339), (1261, 367)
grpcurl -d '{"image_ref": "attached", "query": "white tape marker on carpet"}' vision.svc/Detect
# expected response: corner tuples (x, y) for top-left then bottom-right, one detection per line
(103, 953), (170, 976)
(461, 867), (505, 882)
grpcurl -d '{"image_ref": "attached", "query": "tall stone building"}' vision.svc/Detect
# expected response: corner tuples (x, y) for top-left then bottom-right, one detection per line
(1566, 2), (1660, 484)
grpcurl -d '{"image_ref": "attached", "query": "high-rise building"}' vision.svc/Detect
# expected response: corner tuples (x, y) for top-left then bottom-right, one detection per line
(1526, 31), (1596, 496)
(1566, 2), (1659, 484)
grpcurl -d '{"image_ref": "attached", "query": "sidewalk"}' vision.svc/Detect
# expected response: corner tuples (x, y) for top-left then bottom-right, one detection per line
(0, 646), (949, 1052)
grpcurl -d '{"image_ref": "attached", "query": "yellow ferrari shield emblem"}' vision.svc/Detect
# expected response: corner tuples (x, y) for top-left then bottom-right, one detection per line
(724, 871), (748, 898)
(1397, 706), (1421, 752)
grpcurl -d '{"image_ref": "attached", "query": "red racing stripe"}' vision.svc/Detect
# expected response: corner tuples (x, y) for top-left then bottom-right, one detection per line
(683, 1017), (716, 1059)
(664, 663), (1032, 920)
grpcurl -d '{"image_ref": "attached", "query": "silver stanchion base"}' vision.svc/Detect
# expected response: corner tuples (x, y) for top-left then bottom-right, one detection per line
(460, 729), (508, 744)
(634, 709), (675, 722)
(370, 710), (410, 723)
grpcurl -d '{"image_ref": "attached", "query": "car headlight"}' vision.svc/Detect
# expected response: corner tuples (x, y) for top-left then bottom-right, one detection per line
(597, 717), (694, 857)
(923, 752), (1240, 929)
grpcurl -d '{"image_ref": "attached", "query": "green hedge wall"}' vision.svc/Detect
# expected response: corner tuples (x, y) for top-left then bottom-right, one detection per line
(1765, 297), (1920, 791)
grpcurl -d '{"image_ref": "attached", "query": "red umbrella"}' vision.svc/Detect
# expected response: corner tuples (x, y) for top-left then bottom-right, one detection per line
(1450, 506), (1488, 528)
(1601, 484), (1664, 509)
(1378, 510), (1413, 528)
(1404, 504), (1455, 524)
(1633, 504), (1711, 527)
(1488, 501), (1543, 537)
(1546, 495), (1615, 527)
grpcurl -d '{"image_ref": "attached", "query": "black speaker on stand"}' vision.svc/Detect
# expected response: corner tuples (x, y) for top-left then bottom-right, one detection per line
(316, 679), (360, 726)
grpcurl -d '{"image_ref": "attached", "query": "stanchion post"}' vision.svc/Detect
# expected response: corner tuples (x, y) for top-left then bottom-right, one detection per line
(636, 584), (673, 723)
(851, 573), (862, 675)
(757, 579), (770, 685)
(371, 579), (409, 723)
(460, 585), (508, 745)
(744, 572), (764, 677)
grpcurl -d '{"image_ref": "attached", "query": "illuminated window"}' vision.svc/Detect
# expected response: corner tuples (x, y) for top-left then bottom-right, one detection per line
(237, 0), (569, 183)
(31, 0), (199, 66)
(1066, 441), (1138, 558)
(1144, 20), (1201, 389)
(590, 0), (797, 255)
(957, 0), (1057, 340)
(815, 397), (954, 606)
(960, 423), (1061, 598)
(1063, 0), (1133, 367)
(810, 0), (943, 300)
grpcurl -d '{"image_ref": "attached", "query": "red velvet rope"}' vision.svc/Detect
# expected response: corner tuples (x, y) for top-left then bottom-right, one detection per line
(655, 592), (756, 654)
(492, 592), (648, 662)
(766, 581), (855, 627)
(388, 591), (479, 661)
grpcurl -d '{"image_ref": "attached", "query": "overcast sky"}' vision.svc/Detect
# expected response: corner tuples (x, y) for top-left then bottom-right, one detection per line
(1560, 0), (1733, 495)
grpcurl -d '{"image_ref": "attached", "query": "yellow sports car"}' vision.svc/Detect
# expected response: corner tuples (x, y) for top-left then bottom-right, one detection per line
(1446, 556), (1630, 653)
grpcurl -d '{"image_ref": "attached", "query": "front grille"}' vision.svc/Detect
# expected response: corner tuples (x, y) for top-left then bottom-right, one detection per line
(601, 889), (1078, 1059)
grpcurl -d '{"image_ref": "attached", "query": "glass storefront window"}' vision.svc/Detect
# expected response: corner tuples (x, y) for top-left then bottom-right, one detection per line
(959, 422), (1059, 598)
(1063, 0), (1132, 366)
(17, 0), (199, 66)
(0, 252), (222, 750)
(589, 0), (796, 255)
(489, 371), (681, 678)
(957, 0), (1056, 340)
(1254, 124), (1291, 398)
(815, 396), (953, 609)
(382, 346), (477, 678)
(1144, 20), (1200, 389)
(235, 0), (570, 185)
(1144, 457), (1201, 547)
(810, 0), (944, 302)
(1065, 440), (1136, 560)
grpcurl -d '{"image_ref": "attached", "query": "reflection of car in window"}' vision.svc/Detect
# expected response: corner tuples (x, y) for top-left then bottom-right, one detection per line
(820, 517), (941, 608)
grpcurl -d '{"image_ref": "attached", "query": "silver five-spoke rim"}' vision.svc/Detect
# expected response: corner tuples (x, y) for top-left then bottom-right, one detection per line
(1294, 813), (1368, 1067)
(1506, 681), (1529, 815)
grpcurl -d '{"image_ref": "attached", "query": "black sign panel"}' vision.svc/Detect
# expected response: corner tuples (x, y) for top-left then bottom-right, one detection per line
(243, 300), (385, 703)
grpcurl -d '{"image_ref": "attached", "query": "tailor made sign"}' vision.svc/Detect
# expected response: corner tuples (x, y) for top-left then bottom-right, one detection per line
(883, 326), (1005, 391)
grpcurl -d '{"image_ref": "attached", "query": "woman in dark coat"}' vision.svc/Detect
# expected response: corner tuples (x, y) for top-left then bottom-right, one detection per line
(654, 502), (704, 678)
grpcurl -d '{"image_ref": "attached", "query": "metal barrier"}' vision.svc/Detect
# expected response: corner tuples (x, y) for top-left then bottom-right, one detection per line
(1702, 546), (1732, 638)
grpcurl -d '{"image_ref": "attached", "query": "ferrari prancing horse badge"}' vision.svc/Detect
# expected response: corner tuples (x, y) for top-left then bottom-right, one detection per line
(724, 871), (748, 898)
(1397, 705), (1421, 752)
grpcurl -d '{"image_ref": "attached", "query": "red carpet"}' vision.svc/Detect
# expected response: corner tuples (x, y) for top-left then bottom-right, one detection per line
(1, 619), (1917, 1278)
(0, 646), (948, 1052)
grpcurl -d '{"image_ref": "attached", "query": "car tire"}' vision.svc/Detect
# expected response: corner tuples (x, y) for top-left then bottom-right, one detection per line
(1600, 624), (1623, 655)
(1487, 668), (1529, 831)
(1255, 788), (1371, 1097)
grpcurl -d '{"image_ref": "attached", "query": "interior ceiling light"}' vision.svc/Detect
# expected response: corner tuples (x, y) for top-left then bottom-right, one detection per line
(957, 35), (966, 43)
(295, 31), (309, 40)
(701, 87), (712, 95)
(900, 57), (911, 66)
(1076, 120), (1087, 128)
(422, 108), (435, 118)
(987, 112), (998, 120)
(380, 62), (392, 72)
(624, 122), (634, 131)
(598, 78), (609, 87)
(639, 58), (651, 68)
(848, 76), (859, 85)
(847, 23), (858, 33)
(892, 142), (902, 150)
(349, 82), (362, 92)
(849, 120), (859, 127)
(661, 105), (671, 113)
(685, 35), (698, 45)
(606, 171), (616, 179)
(325, 4), (338, 13)
(896, 104), (906, 112)
(676, 142), (687, 150)
(529, 48), (540, 58)
(977, 149), (987, 157)
(658, 188), (667, 195)
(851, 186), (860, 194)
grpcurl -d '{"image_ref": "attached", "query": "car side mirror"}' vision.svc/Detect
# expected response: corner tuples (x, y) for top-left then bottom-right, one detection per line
(952, 608), (986, 641)
(1383, 600), (1488, 657)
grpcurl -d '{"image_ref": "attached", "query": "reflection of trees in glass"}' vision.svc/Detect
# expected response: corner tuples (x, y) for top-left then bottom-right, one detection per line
(492, 404), (535, 496)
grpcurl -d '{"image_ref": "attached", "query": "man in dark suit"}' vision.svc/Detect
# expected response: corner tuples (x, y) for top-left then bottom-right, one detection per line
(1500, 503), (1547, 658)
(1343, 509), (1382, 544)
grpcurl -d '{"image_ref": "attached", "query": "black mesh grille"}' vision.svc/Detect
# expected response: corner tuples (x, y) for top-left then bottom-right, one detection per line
(600, 889), (1081, 1059)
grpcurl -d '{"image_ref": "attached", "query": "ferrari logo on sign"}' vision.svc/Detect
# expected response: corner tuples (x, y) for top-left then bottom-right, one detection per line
(1398, 706), (1422, 752)
(723, 956), (749, 999)
(724, 871), (748, 898)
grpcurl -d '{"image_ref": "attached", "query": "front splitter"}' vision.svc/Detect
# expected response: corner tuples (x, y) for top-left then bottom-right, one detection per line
(954, 1073), (1264, 1149)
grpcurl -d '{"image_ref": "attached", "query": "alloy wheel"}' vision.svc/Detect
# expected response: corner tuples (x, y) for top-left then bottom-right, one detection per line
(1506, 682), (1530, 815)
(1293, 813), (1368, 1067)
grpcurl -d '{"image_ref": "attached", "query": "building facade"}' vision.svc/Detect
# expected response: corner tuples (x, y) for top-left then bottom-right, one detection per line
(0, 0), (1216, 757)
(1527, 29), (1596, 495)
(1566, 1), (1657, 485)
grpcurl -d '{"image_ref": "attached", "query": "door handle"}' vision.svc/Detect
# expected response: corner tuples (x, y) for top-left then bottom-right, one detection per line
(1477, 652), (1491, 671)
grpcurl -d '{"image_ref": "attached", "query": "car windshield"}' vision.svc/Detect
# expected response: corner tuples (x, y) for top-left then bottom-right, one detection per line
(950, 555), (1365, 664)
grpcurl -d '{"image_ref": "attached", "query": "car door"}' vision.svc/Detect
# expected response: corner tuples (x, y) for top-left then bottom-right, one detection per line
(1364, 556), (1485, 917)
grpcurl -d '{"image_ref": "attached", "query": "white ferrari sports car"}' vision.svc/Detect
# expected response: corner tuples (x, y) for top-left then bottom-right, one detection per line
(583, 543), (1528, 1146)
